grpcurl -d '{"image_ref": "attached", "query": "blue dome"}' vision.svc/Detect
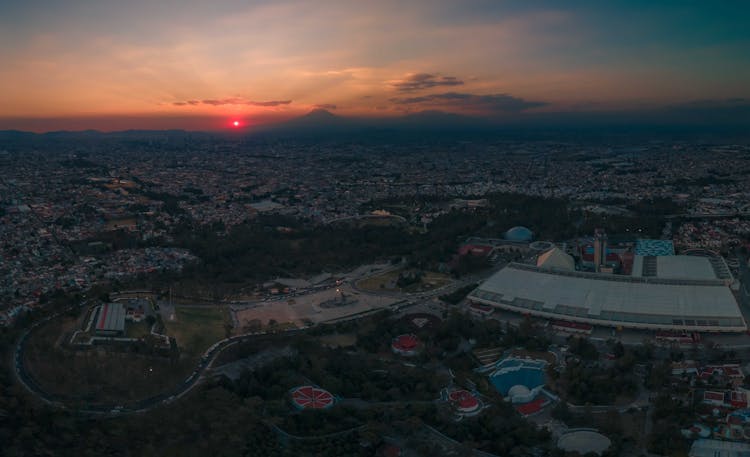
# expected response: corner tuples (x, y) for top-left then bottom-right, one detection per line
(505, 226), (533, 242)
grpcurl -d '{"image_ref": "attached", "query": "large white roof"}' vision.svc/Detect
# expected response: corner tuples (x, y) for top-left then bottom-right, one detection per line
(631, 255), (717, 280)
(471, 263), (745, 331)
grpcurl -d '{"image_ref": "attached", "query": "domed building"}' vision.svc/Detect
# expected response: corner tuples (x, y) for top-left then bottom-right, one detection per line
(508, 384), (533, 403)
(536, 247), (575, 271)
(504, 226), (533, 242)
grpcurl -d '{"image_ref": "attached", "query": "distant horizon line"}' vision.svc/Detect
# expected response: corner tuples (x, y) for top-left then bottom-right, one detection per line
(1, 104), (750, 134)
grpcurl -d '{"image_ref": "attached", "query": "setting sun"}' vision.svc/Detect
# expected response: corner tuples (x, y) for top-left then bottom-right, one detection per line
(233, 121), (240, 127)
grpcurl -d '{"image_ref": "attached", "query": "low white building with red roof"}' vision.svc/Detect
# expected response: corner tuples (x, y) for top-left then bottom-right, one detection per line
(290, 385), (336, 410)
(391, 334), (420, 356)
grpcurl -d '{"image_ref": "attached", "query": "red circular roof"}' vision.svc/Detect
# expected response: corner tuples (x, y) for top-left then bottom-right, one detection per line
(392, 334), (419, 351)
(448, 390), (479, 410)
(290, 386), (334, 409)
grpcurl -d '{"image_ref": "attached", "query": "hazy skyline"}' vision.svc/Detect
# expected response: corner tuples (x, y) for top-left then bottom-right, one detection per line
(1, 0), (749, 131)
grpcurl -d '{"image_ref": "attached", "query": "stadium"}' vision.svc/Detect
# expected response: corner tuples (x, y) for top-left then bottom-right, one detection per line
(468, 237), (746, 333)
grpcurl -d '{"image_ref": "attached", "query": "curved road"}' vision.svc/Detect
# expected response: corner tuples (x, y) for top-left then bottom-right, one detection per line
(13, 265), (496, 416)
(12, 305), (300, 416)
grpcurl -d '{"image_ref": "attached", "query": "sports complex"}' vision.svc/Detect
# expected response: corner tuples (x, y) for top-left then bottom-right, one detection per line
(468, 238), (746, 333)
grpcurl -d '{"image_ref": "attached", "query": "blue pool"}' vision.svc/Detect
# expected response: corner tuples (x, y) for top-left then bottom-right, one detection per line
(488, 359), (546, 395)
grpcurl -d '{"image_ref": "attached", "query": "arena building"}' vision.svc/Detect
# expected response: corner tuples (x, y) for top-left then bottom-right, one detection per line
(504, 226), (533, 242)
(469, 262), (746, 333)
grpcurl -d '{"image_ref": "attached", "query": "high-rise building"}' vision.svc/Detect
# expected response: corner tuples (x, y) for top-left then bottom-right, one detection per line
(593, 228), (608, 272)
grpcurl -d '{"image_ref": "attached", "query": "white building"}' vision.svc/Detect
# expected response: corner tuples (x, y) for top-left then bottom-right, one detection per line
(469, 262), (746, 333)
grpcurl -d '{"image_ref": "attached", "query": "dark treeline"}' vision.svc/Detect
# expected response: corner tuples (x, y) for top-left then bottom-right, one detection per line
(170, 192), (666, 289)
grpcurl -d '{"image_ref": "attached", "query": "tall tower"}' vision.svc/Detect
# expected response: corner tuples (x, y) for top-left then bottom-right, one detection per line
(593, 228), (608, 273)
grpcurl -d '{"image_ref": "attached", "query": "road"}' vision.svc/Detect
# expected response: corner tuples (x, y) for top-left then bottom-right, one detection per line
(12, 260), (482, 416)
(12, 305), (304, 416)
(737, 252), (750, 309)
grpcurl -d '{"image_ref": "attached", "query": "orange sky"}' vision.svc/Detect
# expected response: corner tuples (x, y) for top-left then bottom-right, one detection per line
(1, 1), (748, 131)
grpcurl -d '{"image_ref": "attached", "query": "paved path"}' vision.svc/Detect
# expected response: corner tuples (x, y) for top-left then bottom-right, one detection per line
(12, 305), (304, 416)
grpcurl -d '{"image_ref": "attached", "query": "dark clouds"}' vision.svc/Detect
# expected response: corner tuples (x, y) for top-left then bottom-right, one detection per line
(172, 98), (292, 107)
(313, 104), (337, 110)
(172, 100), (200, 106)
(390, 92), (547, 114)
(391, 73), (464, 91)
(249, 100), (293, 107)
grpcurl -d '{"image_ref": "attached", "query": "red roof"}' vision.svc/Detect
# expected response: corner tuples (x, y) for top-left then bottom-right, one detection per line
(458, 244), (493, 257)
(97, 303), (110, 330)
(580, 245), (620, 262)
(515, 397), (546, 416)
(382, 444), (402, 457)
(552, 320), (592, 330)
(448, 390), (479, 410)
(704, 391), (725, 401)
(290, 386), (334, 409)
(392, 334), (419, 351)
(470, 303), (494, 314)
(699, 365), (743, 378)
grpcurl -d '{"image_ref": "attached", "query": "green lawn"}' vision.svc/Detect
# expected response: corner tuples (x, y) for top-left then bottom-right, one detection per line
(124, 321), (152, 339)
(356, 268), (404, 291)
(358, 268), (452, 293)
(163, 307), (229, 356)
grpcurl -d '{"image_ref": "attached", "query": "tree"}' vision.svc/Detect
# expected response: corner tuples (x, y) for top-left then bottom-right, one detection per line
(551, 401), (572, 423)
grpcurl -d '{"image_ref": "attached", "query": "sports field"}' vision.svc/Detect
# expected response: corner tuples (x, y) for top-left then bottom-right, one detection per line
(163, 306), (229, 356)
(125, 320), (152, 339)
(23, 317), (195, 403)
(357, 268), (404, 291)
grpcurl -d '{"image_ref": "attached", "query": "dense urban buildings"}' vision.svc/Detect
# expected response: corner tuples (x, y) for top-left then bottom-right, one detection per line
(3, 0), (750, 456)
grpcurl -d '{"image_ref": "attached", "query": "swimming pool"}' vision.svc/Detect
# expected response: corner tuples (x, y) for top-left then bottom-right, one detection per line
(488, 358), (546, 397)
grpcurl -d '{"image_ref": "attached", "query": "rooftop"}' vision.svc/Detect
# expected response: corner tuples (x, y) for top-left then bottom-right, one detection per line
(635, 238), (675, 256)
(392, 334), (419, 351)
(689, 438), (750, 457)
(631, 255), (717, 280)
(470, 263), (745, 332)
(96, 302), (126, 333)
(536, 247), (575, 271)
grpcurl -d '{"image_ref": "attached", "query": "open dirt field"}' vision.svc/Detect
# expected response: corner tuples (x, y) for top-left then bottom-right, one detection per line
(233, 286), (399, 329)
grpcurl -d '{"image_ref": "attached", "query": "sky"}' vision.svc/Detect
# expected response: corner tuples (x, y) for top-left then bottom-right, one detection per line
(1, 0), (749, 131)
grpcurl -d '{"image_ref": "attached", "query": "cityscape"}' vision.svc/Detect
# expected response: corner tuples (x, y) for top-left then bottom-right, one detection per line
(2, 1), (750, 457)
